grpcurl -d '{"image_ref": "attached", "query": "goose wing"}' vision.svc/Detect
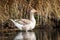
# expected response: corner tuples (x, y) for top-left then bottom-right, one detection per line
(14, 19), (32, 25)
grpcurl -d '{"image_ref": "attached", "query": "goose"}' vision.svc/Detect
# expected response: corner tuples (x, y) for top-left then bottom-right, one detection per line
(10, 8), (38, 32)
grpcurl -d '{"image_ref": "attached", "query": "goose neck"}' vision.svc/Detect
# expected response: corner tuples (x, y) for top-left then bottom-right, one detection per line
(30, 12), (35, 22)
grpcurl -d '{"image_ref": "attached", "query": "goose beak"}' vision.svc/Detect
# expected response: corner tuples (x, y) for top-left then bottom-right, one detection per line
(36, 11), (38, 12)
(35, 10), (38, 13)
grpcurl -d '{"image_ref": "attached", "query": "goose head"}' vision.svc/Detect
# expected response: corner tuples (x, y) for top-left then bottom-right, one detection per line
(30, 9), (38, 14)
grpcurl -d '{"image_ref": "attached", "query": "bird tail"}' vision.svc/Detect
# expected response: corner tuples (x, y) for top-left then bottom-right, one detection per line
(10, 19), (15, 23)
(10, 19), (23, 29)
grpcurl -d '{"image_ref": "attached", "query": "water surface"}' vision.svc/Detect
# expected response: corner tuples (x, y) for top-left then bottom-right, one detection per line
(0, 29), (60, 40)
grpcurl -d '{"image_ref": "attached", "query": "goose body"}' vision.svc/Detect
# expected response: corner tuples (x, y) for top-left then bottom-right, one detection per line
(10, 9), (37, 31)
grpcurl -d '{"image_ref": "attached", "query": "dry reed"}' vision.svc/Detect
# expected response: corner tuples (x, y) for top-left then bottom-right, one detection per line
(0, 0), (60, 29)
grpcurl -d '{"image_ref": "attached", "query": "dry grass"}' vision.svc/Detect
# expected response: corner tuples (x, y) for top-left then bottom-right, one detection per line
(0, 0), (60, 29)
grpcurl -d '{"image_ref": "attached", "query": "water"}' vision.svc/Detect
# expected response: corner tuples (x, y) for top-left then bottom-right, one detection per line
(0, 29), (60, 40)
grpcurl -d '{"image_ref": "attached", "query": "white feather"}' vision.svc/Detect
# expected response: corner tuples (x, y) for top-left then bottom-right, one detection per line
(10, 9), (37, 31)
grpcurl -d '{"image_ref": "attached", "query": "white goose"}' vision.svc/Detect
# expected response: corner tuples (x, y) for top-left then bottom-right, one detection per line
(10, 9), (38, 31)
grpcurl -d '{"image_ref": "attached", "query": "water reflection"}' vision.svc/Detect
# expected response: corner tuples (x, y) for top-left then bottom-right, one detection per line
(0, 29), (60, 40)
(35, 29), (60, 40)
(14, 32), (36, 40)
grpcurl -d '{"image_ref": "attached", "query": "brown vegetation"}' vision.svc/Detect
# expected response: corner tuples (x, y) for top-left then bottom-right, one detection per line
(0, 0), (60, 30)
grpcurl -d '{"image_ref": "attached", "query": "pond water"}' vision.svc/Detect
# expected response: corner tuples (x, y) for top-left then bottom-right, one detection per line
(0, 29), (60, 40)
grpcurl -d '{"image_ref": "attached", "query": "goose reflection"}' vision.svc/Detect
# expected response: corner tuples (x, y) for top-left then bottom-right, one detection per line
(14, 32), (36, 40)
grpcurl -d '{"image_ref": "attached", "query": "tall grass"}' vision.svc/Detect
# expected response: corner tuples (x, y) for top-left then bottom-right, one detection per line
(0, 0), (60, 29)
